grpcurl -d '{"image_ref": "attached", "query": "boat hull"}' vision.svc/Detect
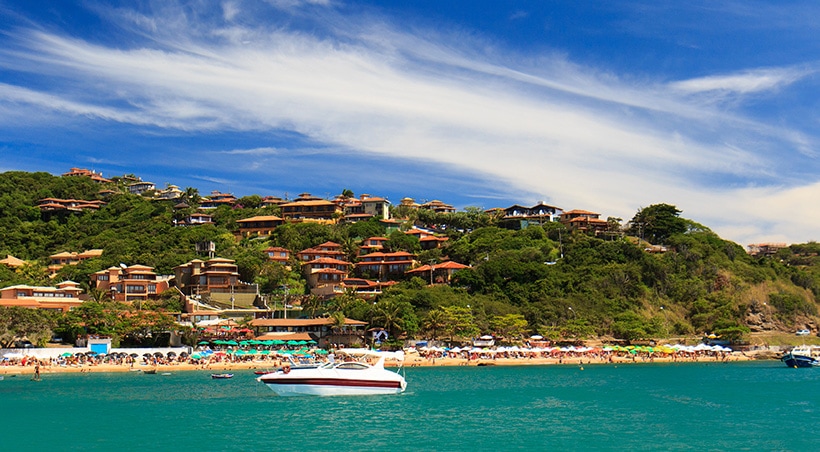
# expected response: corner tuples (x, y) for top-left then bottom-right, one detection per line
(260, 377), (406, 396)
(781, 352), (818, 368)
(257, 363), (406, 396)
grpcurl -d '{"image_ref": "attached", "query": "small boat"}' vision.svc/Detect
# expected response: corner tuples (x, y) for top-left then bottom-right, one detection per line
(211, 373), (234, 379)
(257, 349), (406, 396)
(781, 346), (820, 368)
(143, 369), (157, 375)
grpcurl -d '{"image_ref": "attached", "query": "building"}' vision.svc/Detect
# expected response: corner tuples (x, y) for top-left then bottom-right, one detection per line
(128, 180), (156, 195)
(90, 264), (171, 303)
(48, 249), (103, 275)
(500, 202), (563, 228)
(280, 196), (342, 221)
(302, 257), (353, 295)
(340, 194), (391, 221)
(155, 184), (183, 200)
(747, 243), (788, 257)
(62, 167), (112, 184)
(173, 258), (258, 309)
(37, 198), (106, 213)
(178, 212), (214, 226)
(236, 215), (284, 238)
(0, 281), (84, 313)
(359, 237), (388, 255)
(0, 255), (26, 269)
(560, 209), (609, 235)
(355, 251), (415, 280)
(297, 242), (346, 262)
(250, 317), (368, 347)
(264, 247), (291, 265)
(420, 199), (456, 214)
(199, 191), (237, 209)
(406, 261), (470, 284)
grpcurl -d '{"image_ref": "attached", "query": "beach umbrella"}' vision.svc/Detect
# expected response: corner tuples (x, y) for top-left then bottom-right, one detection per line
(260, 350), (270, 355)
(60, 352), (73, 357)
(530, 335), (544, 340)
(224, 340), (239, 346)
(307, 340), (317, 344)
(197, 340), (210, 345)
(167, 351), (177, 358)
(180, 352), (189, 358)
(153, 352), (164, 358)
(287, 340), (299, 346)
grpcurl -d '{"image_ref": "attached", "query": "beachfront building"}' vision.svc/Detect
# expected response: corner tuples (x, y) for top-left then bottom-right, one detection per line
(359, 236), (388, 256)
(90, 264), (171, 303)
(250, 317), (368, 347)
(0, 281), (84, 313)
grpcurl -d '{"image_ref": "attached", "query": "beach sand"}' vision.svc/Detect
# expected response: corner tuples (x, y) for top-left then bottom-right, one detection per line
(1, 351), (758, 376)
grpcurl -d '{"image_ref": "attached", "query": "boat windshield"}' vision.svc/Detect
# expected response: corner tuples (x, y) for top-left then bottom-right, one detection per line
(334, 362), (370, 370)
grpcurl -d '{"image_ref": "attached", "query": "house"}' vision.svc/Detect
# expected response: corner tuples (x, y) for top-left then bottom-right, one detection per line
(0, 281), (84, 313)
(420, 199), (456, 214)
(236, 215), (284, 237)
(90, 264), (171, 303)
(500, 202), (563, 228)
(340, 194), (391, 221)
(406, 261), (470, 284)
(264, 247), (291, 264)
(280, 194), (342, 221)
(48, 249), (103, 275)
(250, 317), (368, 348)
(302, 257), (353, 295)
(560, 209), (609, 235)
(38, 198), (106, 213)
(128, 180), (156, 195)
(359, 237), (388, 255)
(62, 167), (112, 184)
(180, 212), (214, 226)
(199, 191), (237, 209)
(747, 243), (788, 257)
(310, 278), (398, 299)
(355, 251), (415, 280)
(297, 242), (346, 262)
(261, 196), (286, 208)
(173, 258), (258, 308)
(0, 255), (26, 269)
(155, 184), (183, 200)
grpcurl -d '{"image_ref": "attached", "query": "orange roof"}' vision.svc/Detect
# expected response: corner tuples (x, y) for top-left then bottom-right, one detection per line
(251, 318), (367, 327)
(237, 215), (283, 223)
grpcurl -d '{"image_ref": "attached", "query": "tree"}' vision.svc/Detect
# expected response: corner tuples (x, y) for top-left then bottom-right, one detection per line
(489, 313), (528, 341)
(628, 204), (686, 244)
(0, 307), (57, 348)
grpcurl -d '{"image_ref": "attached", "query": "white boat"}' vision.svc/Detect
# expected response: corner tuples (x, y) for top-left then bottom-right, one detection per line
(257, 350), (406, 396)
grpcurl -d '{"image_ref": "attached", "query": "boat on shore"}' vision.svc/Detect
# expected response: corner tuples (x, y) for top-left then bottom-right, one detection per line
(257, 349), (406, 396)
(781, 346), (819, 368)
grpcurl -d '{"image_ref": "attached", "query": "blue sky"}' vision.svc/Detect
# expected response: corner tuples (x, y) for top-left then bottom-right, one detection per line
(1, 1), (818, 246)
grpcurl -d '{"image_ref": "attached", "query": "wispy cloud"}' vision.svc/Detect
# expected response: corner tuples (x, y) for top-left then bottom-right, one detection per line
(0, 1), (818, 245)
(670, 67), (813, 95)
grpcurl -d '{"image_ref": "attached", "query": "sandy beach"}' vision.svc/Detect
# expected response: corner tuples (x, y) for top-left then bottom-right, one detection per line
(0, 350), (760, 377)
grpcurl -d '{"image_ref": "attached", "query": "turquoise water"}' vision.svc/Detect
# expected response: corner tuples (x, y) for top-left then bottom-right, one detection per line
(3, 361), (818, 451)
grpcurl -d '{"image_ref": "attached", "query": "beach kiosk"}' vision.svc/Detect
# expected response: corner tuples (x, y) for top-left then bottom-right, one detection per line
(87, 337), (112, 355)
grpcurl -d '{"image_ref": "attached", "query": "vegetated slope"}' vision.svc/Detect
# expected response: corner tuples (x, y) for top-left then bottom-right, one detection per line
(1, 170), (817, 343)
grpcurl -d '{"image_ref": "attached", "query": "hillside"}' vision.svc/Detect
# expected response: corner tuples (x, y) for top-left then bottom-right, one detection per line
(1, 170), (818, 347)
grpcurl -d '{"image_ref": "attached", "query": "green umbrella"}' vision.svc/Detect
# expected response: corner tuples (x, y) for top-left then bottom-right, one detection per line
(314, 349), (328, 355)
(260, 350), (271, 355)
(307, 340), (317, 344)
(286, 340), (299, 346)
(247, 349), (258, 355)
(198, 340), (210, 345)
(296, 340), (307, 345)
(224, 340), (239, 346)
(212, 340), (226, 345)
(60, 352), (73, 357)
(261, 340), (274, 346)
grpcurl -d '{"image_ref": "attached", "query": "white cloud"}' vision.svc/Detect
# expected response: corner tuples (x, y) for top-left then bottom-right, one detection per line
(670, 67), (812, 95)
(0, 2), (818, 246)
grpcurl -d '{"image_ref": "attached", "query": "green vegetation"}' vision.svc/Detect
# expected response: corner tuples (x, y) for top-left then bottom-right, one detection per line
(1, 170), (819, 347)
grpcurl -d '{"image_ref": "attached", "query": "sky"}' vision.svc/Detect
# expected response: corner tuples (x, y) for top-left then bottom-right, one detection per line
(1, 1), (818, 247)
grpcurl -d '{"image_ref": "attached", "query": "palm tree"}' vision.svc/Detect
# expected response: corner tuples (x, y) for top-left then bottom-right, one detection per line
(424, 309), (447, 341)
(182, 186), (201, 205)
(372, 299), (404, 338)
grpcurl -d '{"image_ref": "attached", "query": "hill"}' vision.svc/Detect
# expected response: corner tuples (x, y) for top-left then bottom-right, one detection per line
(1, 170), (818, 347)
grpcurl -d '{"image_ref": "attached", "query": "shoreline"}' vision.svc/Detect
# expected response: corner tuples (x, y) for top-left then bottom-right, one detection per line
(1, 352), (766, 376)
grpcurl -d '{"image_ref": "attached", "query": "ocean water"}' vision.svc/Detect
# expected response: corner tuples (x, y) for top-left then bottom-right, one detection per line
(2, 361), (818, 451)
